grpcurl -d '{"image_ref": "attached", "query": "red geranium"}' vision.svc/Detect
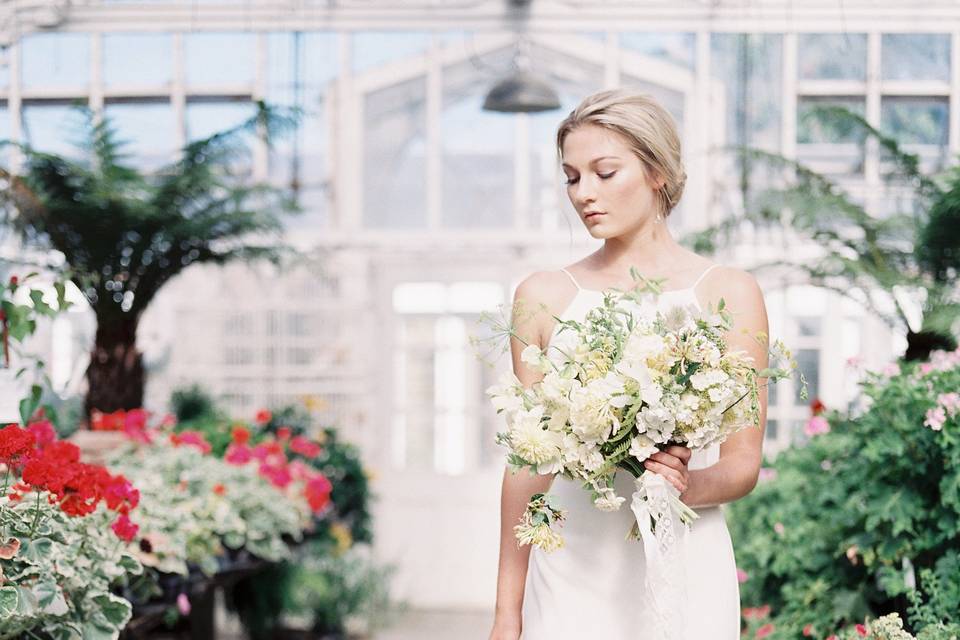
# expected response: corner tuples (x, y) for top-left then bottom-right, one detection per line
(0, 424), (36, 464)
(276, 426), (292, 441)
(231, 425), (251, 445)
(255, 409), (272, 424)
(304, 474), (332, 513)
(110, 514), (139, 542)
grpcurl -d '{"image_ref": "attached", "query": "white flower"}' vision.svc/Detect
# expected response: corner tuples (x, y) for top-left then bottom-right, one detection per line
(540, 371), (574, 406)
(510, 406), (562, 465)
(593, 487), (625, 512)
(569, 376), (622, 444)
(629, 434), (658, 462)
(623, 332), (666, 362)
(637, 406), (676, 443)
(690, 368), (729, 391)
(708, 384), (734, 404)
(486, 371), (524, 414)
(521, 344), (551, 374)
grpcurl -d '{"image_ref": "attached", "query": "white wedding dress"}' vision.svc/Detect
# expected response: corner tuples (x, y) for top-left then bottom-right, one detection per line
(520, 266), (741, 640)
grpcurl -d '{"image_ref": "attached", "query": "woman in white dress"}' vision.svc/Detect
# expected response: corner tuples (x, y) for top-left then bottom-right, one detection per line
(489, 89), (769, 640)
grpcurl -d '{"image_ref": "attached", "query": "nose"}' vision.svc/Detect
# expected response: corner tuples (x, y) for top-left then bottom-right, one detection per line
(572, 176), (597, 208)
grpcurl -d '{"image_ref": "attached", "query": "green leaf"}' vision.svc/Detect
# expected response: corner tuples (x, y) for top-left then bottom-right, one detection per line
(0, 586), (18, 616)
(19, 384), (42, 425)
(118, 553), (143, 576)
(22, 536), (55, 565)
(29, 289), (54, 316)
(92, 592), (132, 628)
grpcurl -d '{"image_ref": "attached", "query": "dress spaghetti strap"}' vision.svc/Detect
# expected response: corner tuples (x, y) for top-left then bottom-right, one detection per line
(691, 264), (720, 290)
(559, 268), (582, 291)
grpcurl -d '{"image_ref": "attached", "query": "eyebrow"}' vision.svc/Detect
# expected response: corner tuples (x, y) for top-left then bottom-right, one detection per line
(561, 156), (621, 169)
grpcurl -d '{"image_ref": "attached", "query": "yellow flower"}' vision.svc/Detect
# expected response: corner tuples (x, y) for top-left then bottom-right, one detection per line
(330, 522), (353, 556)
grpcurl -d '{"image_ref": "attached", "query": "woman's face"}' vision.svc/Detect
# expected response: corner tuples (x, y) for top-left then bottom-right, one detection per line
(560, 123), (663, 239)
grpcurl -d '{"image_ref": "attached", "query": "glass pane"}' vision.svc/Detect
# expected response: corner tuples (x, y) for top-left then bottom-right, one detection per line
(620, 32), (695, 70)
(765, 419), (778, 440)
(21, 104), (88, 156)
(797, 97), (866, 144)
(441, 49), (515, 229)
(21, 33), (91, 89)
(768, 378), (778, 406)
(104, 101), (177, 170)
(0, 106), (8, 167)
(529, 42), (605, 236)
(363, 77), (427, 229)
(104, 34), (173, 87)
(185, 33), (255, 86)
(882, 34), (950, 82)
(186, 100), (256, 141)
(796, 316), (822, 337)
(352, 32), (431, 73)
(266, 32), (336, 231)
(710, 34), (782, 152)
(881, 97), (949, 146)
(795, 348), (820, 405)
(798, 33), (867, 81)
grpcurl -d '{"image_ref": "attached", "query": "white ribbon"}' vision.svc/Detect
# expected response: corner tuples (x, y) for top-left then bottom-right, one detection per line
(629, 471), (690, 640)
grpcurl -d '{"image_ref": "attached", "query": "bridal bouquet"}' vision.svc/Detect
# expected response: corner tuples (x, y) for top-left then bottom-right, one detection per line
(486, 271), (796, 553)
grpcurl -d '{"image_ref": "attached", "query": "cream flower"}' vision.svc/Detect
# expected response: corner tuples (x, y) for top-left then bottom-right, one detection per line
(629, 434), (658, 462)
(510, 406), (562, 465)
(593, 487), (626, 512)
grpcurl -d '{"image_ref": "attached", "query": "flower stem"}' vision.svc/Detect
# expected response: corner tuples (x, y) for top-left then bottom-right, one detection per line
(28, 490), (42, 537)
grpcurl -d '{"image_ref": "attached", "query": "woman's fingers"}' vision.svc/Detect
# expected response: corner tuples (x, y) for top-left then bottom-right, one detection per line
(663, 445), (692, 464)
(647, 450), (686, 472)
(643, 460), (688, 493)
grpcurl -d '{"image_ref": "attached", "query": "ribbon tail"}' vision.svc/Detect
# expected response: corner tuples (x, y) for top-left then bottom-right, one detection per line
(629, 472), (690, 640)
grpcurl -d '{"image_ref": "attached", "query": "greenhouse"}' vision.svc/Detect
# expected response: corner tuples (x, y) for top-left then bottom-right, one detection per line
(0, 1), (958, 638)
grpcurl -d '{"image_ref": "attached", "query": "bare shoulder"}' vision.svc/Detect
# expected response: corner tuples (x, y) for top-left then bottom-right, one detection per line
(697, 265), (766, 319)
(512, 270), (579, 346)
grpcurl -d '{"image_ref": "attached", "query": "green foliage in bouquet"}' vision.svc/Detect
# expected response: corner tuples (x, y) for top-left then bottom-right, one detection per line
(729, 352), (960, 637)
(689, 106), (960, 361)
(0, 104), (298, 417)
(0, 500), (141, 640)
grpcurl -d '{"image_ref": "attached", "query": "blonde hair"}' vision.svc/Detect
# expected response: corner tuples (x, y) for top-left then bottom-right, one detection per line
(556, 89), (686, 217)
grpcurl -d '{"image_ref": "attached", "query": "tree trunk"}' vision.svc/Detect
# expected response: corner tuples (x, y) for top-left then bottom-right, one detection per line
(903, 329), (958, 363)
(84, 314), (144, 420)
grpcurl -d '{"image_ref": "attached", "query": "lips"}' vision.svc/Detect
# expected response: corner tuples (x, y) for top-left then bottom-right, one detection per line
(584, 211), (605, 220)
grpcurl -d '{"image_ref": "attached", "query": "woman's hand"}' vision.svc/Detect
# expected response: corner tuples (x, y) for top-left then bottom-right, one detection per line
(489, 615), (522, 640)
(643, 445), (692, 495)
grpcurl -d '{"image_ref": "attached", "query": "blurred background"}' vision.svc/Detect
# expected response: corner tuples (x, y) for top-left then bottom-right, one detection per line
(0, 1), (958, 638)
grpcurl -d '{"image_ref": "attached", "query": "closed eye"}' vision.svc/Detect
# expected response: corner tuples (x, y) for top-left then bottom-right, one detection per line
(565, 171), (616, 186)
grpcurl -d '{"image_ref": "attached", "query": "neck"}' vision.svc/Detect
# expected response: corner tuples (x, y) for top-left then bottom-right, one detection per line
(595, 218), (684, 273)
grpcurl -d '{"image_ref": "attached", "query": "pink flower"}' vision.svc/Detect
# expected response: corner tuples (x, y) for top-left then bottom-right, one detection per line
(255, 409), (272, 424)
(305, 473), (333, 513)
(758, 468), (777, 483)
(924, 407), (946, 431)
(756, 623), (775, 638)
(920, 362), (935, 375)
(804, 416), (830, 437)
(937, 392), (960, 416)
(773, 522), (785, 536)
(803, 624), (814, 636)
(881, 362), (901, 377)
(177, 592), (191, 616)
(225, 443), (253, 465)
(856, 623), (868, 636)
(169, 431), (211, 454)
(290, 435), (322, 458)
(845, 356), (862, 369)
(736, 567), (749, 583)
(27, 420), (57, 448)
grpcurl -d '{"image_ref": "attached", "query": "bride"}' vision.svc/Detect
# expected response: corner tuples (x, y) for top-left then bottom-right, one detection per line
(489, 89), (769, 640)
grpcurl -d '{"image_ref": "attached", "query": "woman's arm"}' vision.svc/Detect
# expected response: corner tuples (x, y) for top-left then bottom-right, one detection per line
(681, 267), (770, 509)
(490, 273), (558, 639)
